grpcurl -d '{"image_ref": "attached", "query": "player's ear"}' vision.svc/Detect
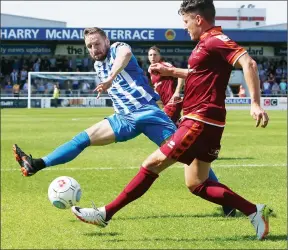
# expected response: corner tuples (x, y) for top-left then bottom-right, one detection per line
(105, 38), (110, 46)
(195, 14), (202, 25)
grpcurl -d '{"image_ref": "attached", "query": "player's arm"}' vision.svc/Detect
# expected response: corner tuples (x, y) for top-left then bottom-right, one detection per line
(235, 54), (269, 127)
(209, 35), (269, 128)
(109, 45), (132, 80)
(173, 78), (185, 97)
(94, 44), (132, 98)
(149, 63), (188, 79)
(234, 54), (260, 106)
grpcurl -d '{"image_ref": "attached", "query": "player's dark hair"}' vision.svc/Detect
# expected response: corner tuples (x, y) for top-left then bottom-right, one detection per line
(84, 27), (107, 38)
(148, 46), (163, 62)
(178, 0), (215, 24)
(148, 46), (161, 54)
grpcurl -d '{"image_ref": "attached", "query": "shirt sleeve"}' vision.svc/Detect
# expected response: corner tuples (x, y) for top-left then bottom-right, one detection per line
(110, 42), (132, 59)
(207, 34), (247, 66)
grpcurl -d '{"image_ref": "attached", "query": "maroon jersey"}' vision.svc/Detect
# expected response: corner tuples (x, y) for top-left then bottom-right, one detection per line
(183, 26), (247, 127)
(150, 62), (177, 106)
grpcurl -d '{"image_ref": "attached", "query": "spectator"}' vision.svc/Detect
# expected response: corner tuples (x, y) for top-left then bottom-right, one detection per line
(53, 84), (60, 108)
(238, 85), (246, 97)
(267, 73), (275, 84)
(258, 67), (267, 83)
(262, 79), (271, 97)
(68, 57), (76, 71)
(37, 80), (45, 95)
(83, 57), (89, 72)
(13, 82), (20, 97)
(22, 81), (28, 94)
(72, 79), (79, 90)
(12, 57), (20, 71)
(281, 62), (287, 76)
(81, 81), (90, 95)
(33, 58), (41, 72)
(5, 81), (13, 96)
(10, 69), (18, 84)
(46, 80), (54, 94)
(63, 56), (70, 72)
(75, 56), (83, 71)
(279, 78), (287, 96)
(27, 56), (34, 71)
(19, 67), (28, 87)
(274, 63), (283, 83)
(56, 56), (64, 71)
(41, 56), (51, 72)
(271, 82), (280, 96)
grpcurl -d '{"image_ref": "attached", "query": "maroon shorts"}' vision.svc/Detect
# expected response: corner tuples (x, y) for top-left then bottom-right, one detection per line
(163, 98), (183, 125)
(160, 118), (224, 165)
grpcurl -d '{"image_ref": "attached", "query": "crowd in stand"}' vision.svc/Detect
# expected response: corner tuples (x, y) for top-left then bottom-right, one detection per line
(0, 54), (287, 97)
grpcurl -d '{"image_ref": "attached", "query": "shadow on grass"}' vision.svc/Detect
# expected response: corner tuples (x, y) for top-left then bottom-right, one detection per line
(115, 210), (246, 221)
(106, 234), (287, 243)
(115, 209), (277, 221)
(217, 157), (255, 161)
(84, 232), (121, 237)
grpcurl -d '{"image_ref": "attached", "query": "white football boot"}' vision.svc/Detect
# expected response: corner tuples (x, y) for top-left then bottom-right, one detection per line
(71, 202), (108, 228)
(249, 204), (273, 240)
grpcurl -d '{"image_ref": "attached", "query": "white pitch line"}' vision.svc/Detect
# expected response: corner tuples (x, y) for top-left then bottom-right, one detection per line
(1, 164), (286, 172)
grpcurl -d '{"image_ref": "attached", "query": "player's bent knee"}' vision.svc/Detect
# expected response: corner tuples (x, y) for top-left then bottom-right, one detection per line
(142, 149), (170, 174)
(185, 179), (204, 193)
(85, 120), (115, 146)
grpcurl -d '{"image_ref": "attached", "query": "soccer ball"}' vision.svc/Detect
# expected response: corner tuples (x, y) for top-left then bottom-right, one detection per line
(48, 176), (82, 209)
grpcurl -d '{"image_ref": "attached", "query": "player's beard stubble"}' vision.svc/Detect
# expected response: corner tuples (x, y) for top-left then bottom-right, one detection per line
(91, 45), (109, 61)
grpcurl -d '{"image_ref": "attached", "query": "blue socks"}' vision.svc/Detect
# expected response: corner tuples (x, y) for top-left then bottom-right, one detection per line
(208, 168), (219, 182)
(42, 131), (90, 167)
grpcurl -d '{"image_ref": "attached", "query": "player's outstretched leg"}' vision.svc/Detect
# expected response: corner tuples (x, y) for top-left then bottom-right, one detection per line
(13, 119), (115, 177)
(187, 161), (272, 240)
(71, 166), (161, 228)
(13, 131), (90, 176)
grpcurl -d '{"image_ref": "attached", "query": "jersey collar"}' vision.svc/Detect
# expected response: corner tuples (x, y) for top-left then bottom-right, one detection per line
(200, 26), (223, 41)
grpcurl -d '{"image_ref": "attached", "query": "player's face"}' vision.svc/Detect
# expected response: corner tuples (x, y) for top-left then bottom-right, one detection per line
(148, 49), (161, 64)
(182, 12), (202, 41)
(85, 33), (110, 61)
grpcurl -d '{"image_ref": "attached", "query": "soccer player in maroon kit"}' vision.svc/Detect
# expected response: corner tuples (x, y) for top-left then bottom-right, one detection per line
(148, 46), (184, 125)
(72, 0), (271, 240)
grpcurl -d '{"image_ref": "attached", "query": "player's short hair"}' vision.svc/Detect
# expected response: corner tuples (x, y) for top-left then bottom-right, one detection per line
(178, 0), (215, 24)
(148, 46), (161, 54)
(83, 27), (107, 38)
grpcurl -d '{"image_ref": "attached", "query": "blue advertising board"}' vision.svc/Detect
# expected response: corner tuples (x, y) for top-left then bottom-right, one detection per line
(1, 27), (286, 42)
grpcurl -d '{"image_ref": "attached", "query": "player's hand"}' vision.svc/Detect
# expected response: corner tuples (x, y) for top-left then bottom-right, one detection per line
(250, 103), (269, 128)
(169, 92), (182, 103)
(93, 77), (113, 99)
(149, 63), (172, 76)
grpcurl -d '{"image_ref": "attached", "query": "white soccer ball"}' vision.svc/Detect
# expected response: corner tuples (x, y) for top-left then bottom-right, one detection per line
(48, 176), (82, 209)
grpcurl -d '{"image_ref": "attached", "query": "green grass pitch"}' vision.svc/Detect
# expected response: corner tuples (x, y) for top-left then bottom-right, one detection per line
(1, 108), (287, 249)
